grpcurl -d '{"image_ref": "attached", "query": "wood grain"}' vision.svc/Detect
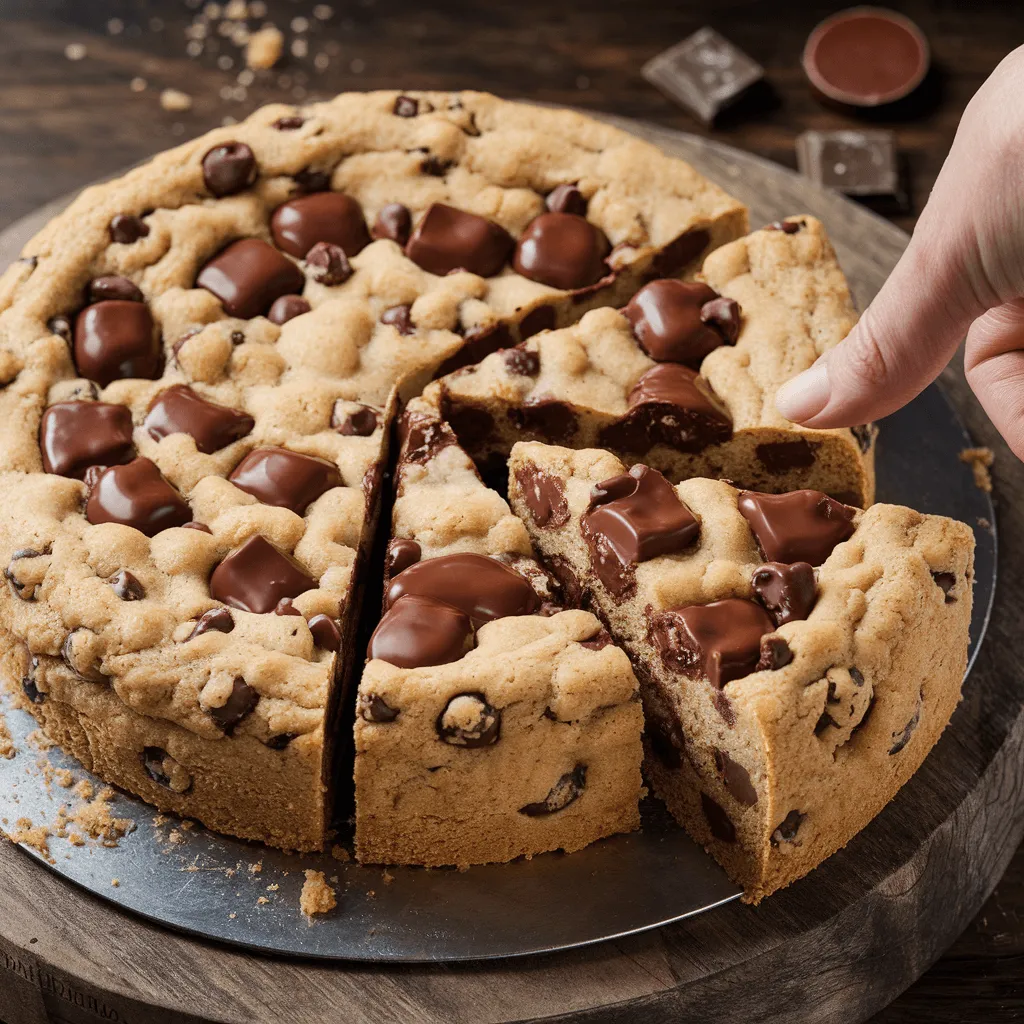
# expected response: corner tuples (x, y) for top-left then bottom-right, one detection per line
(0, 118), (1020, 1024)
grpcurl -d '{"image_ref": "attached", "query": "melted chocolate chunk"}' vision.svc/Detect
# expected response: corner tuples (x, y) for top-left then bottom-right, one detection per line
(519, 305), (556, 340)
(401, 413), (455, 463)
(514, 464), (569, 529)
(393, 95), (419, 116)
(647, 715), (686, 768)
(308, 613), (342, 651)
(580, 629), (614, 651)
(372, 203), (412, 245)
(186, 607), (235, 640)
(405, 203), (514, 277)
(752, 561), (817, 625)
(622, 279), (739, 367)
(380, 303), (414, 335)
(275, 597), (303, 617)
(202, 141), (257, 197)
(436, 322), (514, 376)
(771, 809), (805, 845)
(361, 693), (400, 722)
(387, 538), (421, 577)
(196, 238), (305, 320)
(738, 490), (856, 566)
(368, 593), (475, 668)
(437, 692), (501, 748)
(650, 598), (774, 688)
(229, 447), (342, 514)
(209, 535), (317, 614)
(293, 167), (332, 194)
(932, 571), (957, 603)
(386, 553), (540, 624)
(757, 635), (793, 671)
(520, 764), (586, 816)
(270, 192), (370, 260)
(273, 115), (305, 130)
(86, 458), (192, 536)
(208, 677), (259, 734)
(766, 220), (802, 234)
(267, 295), (311, 325)
(109, 214), (149, 244)
(513, 212), (610, 290)
(73, 300), (162, 387)
(756, 438), (819, 473)
(109, 569), (145, 601)
(545, 184), (587, 216)
(508, 398), (578, 441)
(701, 793), (736, 842)
(650, 227), (711, 277)
(40, 401), (135, 478)
(714, 749), (758, 806)
(88, 276), (143, 303)
(304, 240), (352, 285)
(145, 385), (254, 455)
(504, 346), (541, 376)
(332, 402), (379, 436)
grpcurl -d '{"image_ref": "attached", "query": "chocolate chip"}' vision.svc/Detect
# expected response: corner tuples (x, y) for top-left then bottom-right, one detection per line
(196, 238), (305, 320)
(86, 458), (192, 536)
(437, 692), (501, 747)
(271, 192), (371, 260)
(757, 635), (793, 671)
(701, 793), (736, 842)
(361, 693), (399, 723)
(293, 167), (332, 194)
(230, 330), (245, 345)
(229, 447), (342, 514)
(752, 561), (817, 625)
(932, 571), (957, 602)
(372, 203), (412, 246)
(145, 385), (254, 455)
(22, 661), (44, 704)
(650, 227), (711, 277)
(647, 716), (686, 768)
(333, 402), (379, 437)
(308, 613), (342, 651)
(420, 154), (452, 177)
(767, 220), (801, 234)
(267, 294), (311, 325)
(5, 548), (44, 601)
(39, 401), (135, 478)
(622, 280), (731, 367)
(405, 203), (514, 278)
(545, 184), (587, 216)
(210, 536), (316, 614)
(61, 629), (107, 683)
(48, 315), (72, 343)
(186, 607), (235, 640)
(756, 439), (820, 473)
(738, 490), (856, 566)
(368, 593), (475, 668)
(202, 141), (257, 197)
(275, 597), (302, 617)
(503, 346), (540, 376)
(700, 296), (742, 344)
(851, 423), (876, 453)
(514, 464), (569, 529)
(771, 809), (805, 845)
(387, 538), (421, 577)
(889, 697), (922, 755)
(519, 304), (556, 339)
(109, 569), (145, 601)
(513, 212), (610, 291)
(266, 733), (298, 749)
(400, 412), (456, 463)
(208, 676), (259, 734)
(381, 304), (414, 335)
(88, 276), (144, 304)
(393, 95), (419, 116)
(520, 764), (586, 816)
(714, 749), (758, 806)
(273, 115), (305, 130)
(305, 241), (352, 286)
(73, 301), (162, 387)
(142, 747), (192, 793)
(109, 214), (150, 244)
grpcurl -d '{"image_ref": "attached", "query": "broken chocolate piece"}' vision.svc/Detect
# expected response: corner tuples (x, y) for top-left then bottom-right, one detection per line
(701, 792), (736, 842)
(752, 561), (817, 625)
(796, 129), (899, 197)
(368, 594), (475, 669)
(514, 464), (569, 529)
(738, 490), (856, 566)
(520, 764), (586, 816)
(437, 692), (501, 748)
(208, 676), (259, 734)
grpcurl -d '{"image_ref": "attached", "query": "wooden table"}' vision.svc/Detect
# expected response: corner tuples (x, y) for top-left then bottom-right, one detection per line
(0, 2), (1021, 1020)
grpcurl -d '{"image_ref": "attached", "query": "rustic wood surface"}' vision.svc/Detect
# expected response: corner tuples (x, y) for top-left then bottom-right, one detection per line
(0, 2), (1022, 1021)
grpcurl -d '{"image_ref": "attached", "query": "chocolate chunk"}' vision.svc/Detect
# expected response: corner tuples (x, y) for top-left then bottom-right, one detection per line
(333, 402), (379, 436)
(752, 561), (817, 625)
(520, 764), (586, 816)
(109, 569), (145, 601)
(202, 141), (257, 197)
(650, 227), (711, 277)
(109, 214), (149, 244)
(183, 522), (213, 534)
(738, 490), (856, 566)
(755, 439), (819, 472)
(642, 27), (764, 125)
(755, 636), (792, 673)
(271, 192), (370, 261)
(209, 536), (317, 614)
(293, 167), (332, 194)
(580, 629), (613, 651)
(89, 276), (144, 304)
(437, 692), (501, 748)
(196, 238), (305, 320)
(405, 203), (514, 277)
(700, 792), (736, 842)
(400, 412), (456, 463)
(229, 447), (341, 514)
(73, 301), (162, 387)
(273, 115), (305, 130)
(40, 401), (135, 478)
(209, 677), (259, 734)
(582, 465), (699, 597)
(514, 464), (569, 529)
(145, 385), (254, 455)
(360, 693), (400, 723)
(932, 570), (957, 603)
(509, 398), (578, 441)
(545, 184), (587, 216)
(372, 203), (412, 246)
(386, 552), (540, 623)
(393, 95), (419, 116)
(369, 594), (475, 668)
(647, 716), (686, 768)
(889, 695), (922, 754)
(519, 305), (556, 340)
(437, 322), (514, 376)
(48, 315), (72, 344)
(308, 613), (341, 651)
(267, 294), (311, 325)
(22, 661), (44, 704)
(186, 607), (235, 640)
(504, 346), (541, 376)
(275, 597), (303, 617)
(650, 598), (774, 687)
(851, 423), (876, 454)
(513, 212), (610, 291)
(796, 129), (899, 197)
(767, 220), (802, 234)
(444, 402), (495, 444)
(142, 747), (192, 793)
(305, 240), (352, 286)
(387, 539), (421, 578)
(420, 154), (452, 177)
(771, 809), (805, 845)
(86, 458), (192, 536)
(380, 304), (414, 335)
(622, 280), (738, 367)
(714, 749), (758, 806)
(265, 733), (298, 749)
(5, 549), (44, 601)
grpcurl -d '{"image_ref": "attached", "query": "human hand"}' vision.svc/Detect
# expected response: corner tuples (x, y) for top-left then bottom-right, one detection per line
(775, 45), (1024, 459)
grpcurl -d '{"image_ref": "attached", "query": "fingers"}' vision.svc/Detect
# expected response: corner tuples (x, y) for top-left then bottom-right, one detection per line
(964, 298), (1024, 461)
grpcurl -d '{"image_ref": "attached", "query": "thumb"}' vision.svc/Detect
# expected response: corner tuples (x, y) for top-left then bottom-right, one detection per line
(775, 224), (989, 429)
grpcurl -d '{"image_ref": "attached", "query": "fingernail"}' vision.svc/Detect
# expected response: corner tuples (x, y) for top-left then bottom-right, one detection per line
(775, 358), (832, 423)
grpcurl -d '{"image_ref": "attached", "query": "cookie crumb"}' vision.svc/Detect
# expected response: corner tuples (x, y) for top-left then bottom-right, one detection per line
(64, 43), (87, 62)
(0, 714), (15, 760)
(161, 88), (193, 112)
(111, 878), (120, 888)
(257, 896), (269, 905)
(130, 77), (148, 92)
(69, 788), (134, 846)
(27, 730), (56, 751)
(330, 844), (351, 862)
(8, 818), (51, 858)
(246, 26), (283, 69)
(73, 779), (95, 801)
(55, 769), (75, 788)
(299, 869), (336, 919)
(960, 446), (994, 493)
(382, 870), (394, 885)
(249, 860), (263, 874)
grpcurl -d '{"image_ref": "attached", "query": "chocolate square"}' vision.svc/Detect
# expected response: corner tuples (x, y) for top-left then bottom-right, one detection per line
(795, 130), (899, 197)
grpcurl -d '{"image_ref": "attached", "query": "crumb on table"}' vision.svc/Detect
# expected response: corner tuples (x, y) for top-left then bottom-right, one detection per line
(0, 714), (15, 760)
(300, 869), (337, 919)
(160, 88), (193, 112)
(960, 446), (994, 492)
(246, 25), (284, 69)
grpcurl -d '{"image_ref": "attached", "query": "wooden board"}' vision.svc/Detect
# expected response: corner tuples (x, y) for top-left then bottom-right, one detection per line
(0, 116), (1020, 1024)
